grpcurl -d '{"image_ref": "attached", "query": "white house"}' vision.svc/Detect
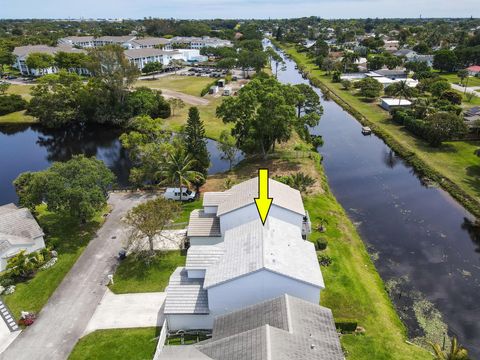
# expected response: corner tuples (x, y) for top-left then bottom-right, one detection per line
(124, 48), (184, 69)
(0, 204), (45, 271)
(169, 36), (232, 49)
(187, 178), (311, 246)
(380, 98), (412, 111)
(158, 294), (344, 360)
(59, 35), (136, 48)
(126, 37), (172, 50)
(164, 217), (324, 331)
(12, 45), (88, 76)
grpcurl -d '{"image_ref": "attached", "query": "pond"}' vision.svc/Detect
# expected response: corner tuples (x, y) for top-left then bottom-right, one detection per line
(0, 124), (242, 204)
(268, 41), (480, 357)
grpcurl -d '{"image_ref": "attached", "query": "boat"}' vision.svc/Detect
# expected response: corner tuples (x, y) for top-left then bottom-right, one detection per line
(361, 126), (372, 135)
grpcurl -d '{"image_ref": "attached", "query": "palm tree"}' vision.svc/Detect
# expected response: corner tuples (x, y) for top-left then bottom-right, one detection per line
(341, 52), (360, 72)
(392, 80), (411, 105)
(414, 97), (436, 119)
(159, 146), (204, 201)
(430, 336), (470, 360)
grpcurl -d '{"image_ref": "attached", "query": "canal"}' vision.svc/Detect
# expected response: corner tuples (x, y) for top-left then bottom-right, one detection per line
(0, 124), (242, 205)
(270, 42), (480, 356)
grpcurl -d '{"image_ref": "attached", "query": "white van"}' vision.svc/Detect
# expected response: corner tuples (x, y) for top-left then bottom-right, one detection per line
(163, 187), (196, 202)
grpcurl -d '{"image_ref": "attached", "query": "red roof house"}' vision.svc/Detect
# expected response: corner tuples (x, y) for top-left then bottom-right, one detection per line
(466, 65), (480, 75)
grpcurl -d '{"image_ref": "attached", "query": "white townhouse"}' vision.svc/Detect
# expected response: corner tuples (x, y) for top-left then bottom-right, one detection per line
(0, 204), (45, 271)
(59, 35), (136, 48)
(164, 216), (324, 331)
(170, 36), (233, 49)
(158, 294), (344, 360)
(12, 45), (88, 76)
(187, 177), (311, 246)
(124, 48), (185, 69)
(126, 37), (172, 50)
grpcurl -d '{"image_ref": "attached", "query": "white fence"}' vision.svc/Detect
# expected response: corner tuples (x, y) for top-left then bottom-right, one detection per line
(153, 319), (168, 360)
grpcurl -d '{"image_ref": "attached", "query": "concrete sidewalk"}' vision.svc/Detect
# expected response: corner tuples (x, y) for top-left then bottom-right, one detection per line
(83, 289), (165, 335)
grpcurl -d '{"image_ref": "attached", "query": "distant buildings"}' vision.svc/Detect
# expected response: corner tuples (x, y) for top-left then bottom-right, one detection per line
(394, 49), (434, 67)
(466, 65), (480, 76)
(13, 35), (227, 75)
(0, 203), (45, 271)
(12, 44), (88, 76)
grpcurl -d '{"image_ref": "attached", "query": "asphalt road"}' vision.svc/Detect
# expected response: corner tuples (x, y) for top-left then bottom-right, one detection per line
(1, 192), (155, 360)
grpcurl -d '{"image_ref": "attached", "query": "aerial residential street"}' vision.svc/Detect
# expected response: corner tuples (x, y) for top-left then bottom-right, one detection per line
(0, 192), (155, 360)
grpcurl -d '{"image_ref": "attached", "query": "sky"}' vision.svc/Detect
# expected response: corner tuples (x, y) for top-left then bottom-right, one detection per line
(1, 0), (479, 19)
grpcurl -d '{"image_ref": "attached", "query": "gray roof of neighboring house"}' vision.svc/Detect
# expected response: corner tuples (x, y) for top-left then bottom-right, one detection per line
(373, 69), (407, 77)
(164, 267), (209, 314)
(157, 346), (212, 359)
(124, 48), (181, 59)
(187, 210), (221, 238)
(394, 49), (416, 57)
(97, 35), (136, 43)
(202, 192), (231, 207)
(13, 45), (85, 58)
(188, 294), (343, 360)
(185, 245), (224, 270)
(203, 217), (324, 289)
(0, 204), (44, 248)
(60, 36), (95, 42)
(216, 178), (305, 217)
(131, 37), (171, 47)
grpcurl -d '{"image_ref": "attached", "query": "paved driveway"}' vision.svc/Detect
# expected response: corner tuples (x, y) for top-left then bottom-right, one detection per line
(0, 192), (156, 360)
(83, 289), (165, 335)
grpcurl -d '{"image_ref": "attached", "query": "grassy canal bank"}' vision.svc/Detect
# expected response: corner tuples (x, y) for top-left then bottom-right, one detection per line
(275, 41), (480, 219)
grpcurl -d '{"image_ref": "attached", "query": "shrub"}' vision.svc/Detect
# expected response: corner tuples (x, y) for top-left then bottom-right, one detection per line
(332, 71), (342, 83)
(0, 94), (27, 115)
(200, 80), (218, 97)
(273, 172), (315, 192)
(335, 320), (358, 333)
(440, 90), (462, 105)
(317, 253), (332, 266)
(314, 238), (328, 251)
(341, 79), (352, 90)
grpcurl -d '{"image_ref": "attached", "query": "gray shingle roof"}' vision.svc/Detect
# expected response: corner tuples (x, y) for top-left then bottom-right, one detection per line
(202, 192), (231, 207)
(187, 210), (221, 238)
(186, 245), (224, 270)
(124, 48), (181, 59)
(13, 45), (86, 58)
(216, 178), (305, 217)
(164, 267), (209, 314)
(193, 294), (343, 360)
(203, 217), (324, 289)
(131, 37), (171, 47)
(0, 205), (44, 248)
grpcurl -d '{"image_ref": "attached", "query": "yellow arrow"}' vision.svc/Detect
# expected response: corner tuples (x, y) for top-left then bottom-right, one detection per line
(254, 168), (273, 226)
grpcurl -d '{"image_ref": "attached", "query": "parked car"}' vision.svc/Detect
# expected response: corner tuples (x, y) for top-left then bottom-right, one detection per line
(163, 187), (196, 202)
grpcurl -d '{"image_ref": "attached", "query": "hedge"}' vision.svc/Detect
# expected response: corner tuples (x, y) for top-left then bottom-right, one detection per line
(0, 94), (27, 115)
(335, 319), (359, 333)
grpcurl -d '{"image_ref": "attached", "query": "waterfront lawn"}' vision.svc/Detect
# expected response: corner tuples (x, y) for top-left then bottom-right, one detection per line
(68, 327), (159, 360)
(6, 84), (34, 100)
(281, 44), (480, 208)
(109, 250), (186, 294)
(135, 75), (214, 97)
(2, 205), (106, 318)
(203, 144), (430, 359)
(0, 110), (37, 124)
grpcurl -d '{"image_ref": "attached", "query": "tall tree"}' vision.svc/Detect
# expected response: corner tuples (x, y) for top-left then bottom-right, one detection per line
(14, 155), (115, 222)
(433, 49), (458, 72)
(266, 47), (285, 78)
(184, 107), (210, 190)
(142, 61), (162, 79)
(124, 197), (180, 256)
(217, 130), (239, 171)
(168, 98), (185, 117)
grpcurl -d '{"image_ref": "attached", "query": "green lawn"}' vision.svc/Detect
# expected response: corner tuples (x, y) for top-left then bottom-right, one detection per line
(135, 75), (214, 97)
(175, 200), (203, 224)
(109, 250), (186, 294)
(68, 327), (159, 360)
(164, 97), (230, 140)
(6, 84), (34, 100)
(280, 43), (480, 215)
(0, 110), (37, 124)
(440, 73), (480, 87)
(1, 205), (106, 318)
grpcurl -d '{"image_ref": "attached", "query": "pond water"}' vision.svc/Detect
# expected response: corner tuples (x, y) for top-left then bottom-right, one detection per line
(0, 124), (242, 205)
(269, 41), (480, 357)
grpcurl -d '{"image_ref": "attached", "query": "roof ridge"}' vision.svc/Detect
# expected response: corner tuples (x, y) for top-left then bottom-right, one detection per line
(265, 324), (272, 360)
(284, 294), (294, 334)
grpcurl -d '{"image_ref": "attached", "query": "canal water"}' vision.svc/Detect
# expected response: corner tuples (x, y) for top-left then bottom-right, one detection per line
(0, 124), (242, 205)
(270, 43), (480, 356)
